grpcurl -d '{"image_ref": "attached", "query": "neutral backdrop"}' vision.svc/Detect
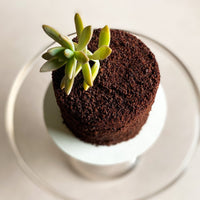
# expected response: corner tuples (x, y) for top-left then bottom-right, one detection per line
(1, 0), (200, 199)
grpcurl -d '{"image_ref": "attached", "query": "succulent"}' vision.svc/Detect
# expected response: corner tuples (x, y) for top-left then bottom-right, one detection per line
(40, 13), (112, 95)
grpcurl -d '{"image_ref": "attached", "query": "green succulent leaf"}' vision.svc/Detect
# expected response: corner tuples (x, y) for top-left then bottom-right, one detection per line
(60, 75), (66, 89)
(59, 35), (74, 50)
(47, 46), (65, 56)
(73, 42), (78, 49)
(98, 25), (110, 47)
(83, 81), (89, 91)
(42, 25), (65, 46)
(74, 13), (84, 39)
(58, 53), (68, 62)
(77, 26), (93, 51)
(42, 49), (66, 61)
(74, 51), (89, 64)
(65, 77), (74, 95)
(86, 49), (93, 56)
(64, 49), (74, 59)
(83, 61), (100, 90)
(65, 57), (76, 79)
(82, 62), (93, 86)
(91, 60), (100, 80)
(89, 45), (112, 60)
(75, 62), (82, 76)
(42, 52), (53, 60)
(40, 57), (67, 72)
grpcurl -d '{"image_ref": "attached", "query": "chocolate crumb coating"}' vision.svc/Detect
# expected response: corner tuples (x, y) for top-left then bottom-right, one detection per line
(52, 29), (160, 145)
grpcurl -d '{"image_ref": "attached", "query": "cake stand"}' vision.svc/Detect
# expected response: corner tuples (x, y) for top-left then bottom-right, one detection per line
(5, 30), (200, 200)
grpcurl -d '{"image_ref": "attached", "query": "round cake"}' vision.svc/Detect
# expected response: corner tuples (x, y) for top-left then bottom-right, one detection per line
(52, 29), (160, 145)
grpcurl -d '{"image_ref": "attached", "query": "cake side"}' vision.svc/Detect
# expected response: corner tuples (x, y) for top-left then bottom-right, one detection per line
(52, 29), (160, 145)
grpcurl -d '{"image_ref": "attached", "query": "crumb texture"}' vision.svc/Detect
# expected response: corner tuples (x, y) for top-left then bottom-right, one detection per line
(52, 29), (160, 145)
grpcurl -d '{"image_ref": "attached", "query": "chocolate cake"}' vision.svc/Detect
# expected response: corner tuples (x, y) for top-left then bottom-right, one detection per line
(52, 29), (160, 145)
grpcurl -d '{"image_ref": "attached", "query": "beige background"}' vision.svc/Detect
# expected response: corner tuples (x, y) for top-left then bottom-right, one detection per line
(1, 0), (200, 199)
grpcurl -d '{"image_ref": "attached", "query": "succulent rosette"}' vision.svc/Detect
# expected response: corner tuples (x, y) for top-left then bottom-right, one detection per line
(40, 13), (112, 95)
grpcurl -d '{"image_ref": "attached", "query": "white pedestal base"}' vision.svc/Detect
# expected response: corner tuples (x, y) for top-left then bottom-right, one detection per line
(44, 84), (167, 179)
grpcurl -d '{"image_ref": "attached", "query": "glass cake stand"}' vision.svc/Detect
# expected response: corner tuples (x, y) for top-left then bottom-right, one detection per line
(5, 30), (200, 200)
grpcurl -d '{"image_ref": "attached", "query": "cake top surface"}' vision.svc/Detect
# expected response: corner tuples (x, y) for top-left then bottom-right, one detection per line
(52, 29), (160, 127)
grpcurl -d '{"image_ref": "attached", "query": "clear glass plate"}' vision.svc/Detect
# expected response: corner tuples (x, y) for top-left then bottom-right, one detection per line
(5, 31), (200, 200)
